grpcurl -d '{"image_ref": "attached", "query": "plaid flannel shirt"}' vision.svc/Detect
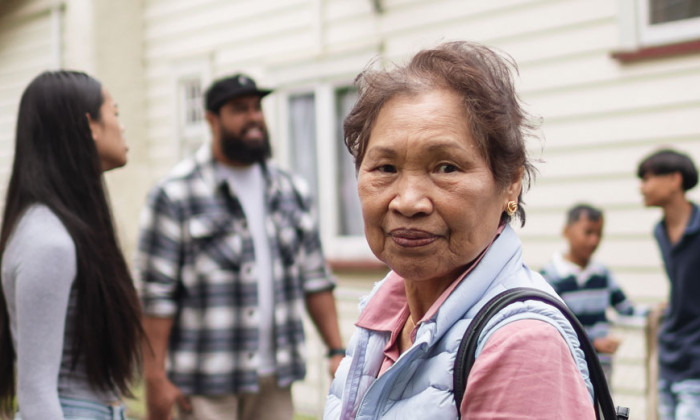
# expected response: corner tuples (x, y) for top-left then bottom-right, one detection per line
(135, 146), (335, 395)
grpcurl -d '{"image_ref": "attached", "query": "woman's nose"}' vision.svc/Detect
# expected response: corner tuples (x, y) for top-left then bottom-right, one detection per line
(388, 175), (433, 217)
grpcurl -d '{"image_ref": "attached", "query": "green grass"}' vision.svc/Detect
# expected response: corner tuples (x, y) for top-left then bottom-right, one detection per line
(293, 414), (318, 420)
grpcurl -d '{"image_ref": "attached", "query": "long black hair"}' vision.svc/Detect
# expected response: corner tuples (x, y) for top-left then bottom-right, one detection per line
(0, 70), (143, 414)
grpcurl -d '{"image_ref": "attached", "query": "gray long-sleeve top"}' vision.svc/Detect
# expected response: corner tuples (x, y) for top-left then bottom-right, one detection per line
(1, 205), (117, 419)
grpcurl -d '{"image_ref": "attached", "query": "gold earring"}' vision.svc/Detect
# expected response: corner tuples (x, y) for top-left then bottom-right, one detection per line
(506, 200), (518, 216)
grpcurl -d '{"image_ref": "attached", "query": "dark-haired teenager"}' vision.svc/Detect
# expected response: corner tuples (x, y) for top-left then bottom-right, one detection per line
(0, 71), (143, 419)
(638, 148), (700, 420)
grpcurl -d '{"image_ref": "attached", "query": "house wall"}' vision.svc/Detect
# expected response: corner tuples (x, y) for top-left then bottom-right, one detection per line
(138, 1), (700, 419)
(2, 0), (698, 418)
(90, 0), (148, 258)
(0, 0), (60, 204)
(0, 0), (146, 251)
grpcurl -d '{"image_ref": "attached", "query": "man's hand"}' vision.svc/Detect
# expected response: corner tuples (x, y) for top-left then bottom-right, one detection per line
(593, 336), (621, 354)
(145, 375), (192, 420)
(305, 291), (344, 379)
(328, 353), (344, 378)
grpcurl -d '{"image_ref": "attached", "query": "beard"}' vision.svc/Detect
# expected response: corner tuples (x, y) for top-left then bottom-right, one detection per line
(219, 123), (272, 164)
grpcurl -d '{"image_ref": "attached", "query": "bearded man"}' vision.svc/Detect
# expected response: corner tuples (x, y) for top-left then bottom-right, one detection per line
(135, 74), (344, 420)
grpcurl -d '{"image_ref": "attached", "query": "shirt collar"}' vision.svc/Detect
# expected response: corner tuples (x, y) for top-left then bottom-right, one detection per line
(192, 144), (219, 194)
(656, 202), (700, 246)
(686, 203), (700, 234)
(551, 251), (604, 286)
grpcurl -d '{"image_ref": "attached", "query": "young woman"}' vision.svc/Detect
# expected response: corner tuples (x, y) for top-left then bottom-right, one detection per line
(0, 70), (143, 419)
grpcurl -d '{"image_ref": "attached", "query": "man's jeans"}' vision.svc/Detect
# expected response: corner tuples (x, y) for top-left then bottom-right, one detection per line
(659, 378), (700, 420)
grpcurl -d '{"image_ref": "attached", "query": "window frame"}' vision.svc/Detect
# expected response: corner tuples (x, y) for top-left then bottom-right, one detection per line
(171, 57), (211, 159)
(618, 0), (700, 51)
(638, 0), (700, 46)
(277, 82), (373, 262)
(178, 77), (205, 138)
(287, 91), (320, 202)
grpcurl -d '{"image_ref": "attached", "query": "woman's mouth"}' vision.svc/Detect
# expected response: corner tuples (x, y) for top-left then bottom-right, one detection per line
(389, 229), (438, 247)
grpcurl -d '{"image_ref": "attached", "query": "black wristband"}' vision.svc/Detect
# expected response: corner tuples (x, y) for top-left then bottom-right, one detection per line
(327, 348), (346, 358)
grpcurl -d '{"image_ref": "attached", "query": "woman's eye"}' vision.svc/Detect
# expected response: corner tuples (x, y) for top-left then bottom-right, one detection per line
(437, 163), (457, 173)
(377, 164), (396, 173)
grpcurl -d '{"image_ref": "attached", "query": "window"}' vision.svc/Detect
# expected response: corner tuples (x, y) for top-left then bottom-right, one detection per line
(181, 78), (203, 128)
(177, 76), (205, 157)
(620, 0), (700, 49)
(171, 56), (210, 158)
(288, 93), (319, 199)
(335, 87), (363, 237)
(287, 87), (363, 238)
(284, 84), (370, 261)
(649, 0), (700, 24)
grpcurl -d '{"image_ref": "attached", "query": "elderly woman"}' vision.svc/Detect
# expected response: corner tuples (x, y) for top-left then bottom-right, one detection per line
(324, 41), (596, 419)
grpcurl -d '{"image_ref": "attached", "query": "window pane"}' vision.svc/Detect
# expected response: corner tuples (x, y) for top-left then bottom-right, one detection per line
(335, 88), (363, 236)
(180, 78), (203, 126)
(650, 0), (700, 24)
(288, 94), (319, 200)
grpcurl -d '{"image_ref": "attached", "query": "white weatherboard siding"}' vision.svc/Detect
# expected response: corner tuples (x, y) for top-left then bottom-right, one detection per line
(140, 1), (700, 418)
(142, 0), (315, 178)
(90, 0), (148, 266)
(0, 0), (146, 261)
(0, 3), (56, 208)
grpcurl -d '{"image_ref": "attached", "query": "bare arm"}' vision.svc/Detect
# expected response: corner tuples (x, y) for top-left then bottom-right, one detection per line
(305, 290), (344, 376)
(593, 336), (621, 354)
(142, 316), (190, 420)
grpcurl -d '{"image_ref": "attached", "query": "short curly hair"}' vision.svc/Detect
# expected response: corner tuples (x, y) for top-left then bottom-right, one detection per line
(343, 40), (537, 225)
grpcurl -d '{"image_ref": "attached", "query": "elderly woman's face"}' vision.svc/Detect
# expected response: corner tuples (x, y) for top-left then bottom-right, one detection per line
(357, 89), (521, 285)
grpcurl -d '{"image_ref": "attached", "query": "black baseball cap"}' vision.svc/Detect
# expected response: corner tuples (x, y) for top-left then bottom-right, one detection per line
(205, 73), (272, 112)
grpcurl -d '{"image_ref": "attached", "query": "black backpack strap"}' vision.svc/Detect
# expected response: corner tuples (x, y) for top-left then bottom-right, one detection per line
(453, 287), (629, 420)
